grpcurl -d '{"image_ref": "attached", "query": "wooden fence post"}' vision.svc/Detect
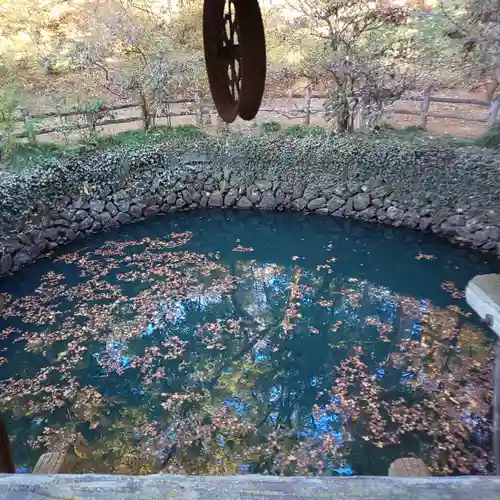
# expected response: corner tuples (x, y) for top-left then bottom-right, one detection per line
(420, 87), (432, 129)
(21, 107), (37, 145)
(487, 95), (500, 128)
(196, 90), (204, 128)
(303, 87), (312, 125)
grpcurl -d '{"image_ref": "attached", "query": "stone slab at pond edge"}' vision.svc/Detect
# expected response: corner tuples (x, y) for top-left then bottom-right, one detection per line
(1, 474), (500, 500)
(2, 133), (500, 276)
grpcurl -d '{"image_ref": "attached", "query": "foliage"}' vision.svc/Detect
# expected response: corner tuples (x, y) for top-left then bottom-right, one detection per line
(437, 0), (500, 96)
(279, 0), (419, 131)
(281, 124), (331, 138)
(474, 120), (500, 148)
(0, 86), (20, 161)
(260, 120), (282, 133)
(67, 0), (207, 128)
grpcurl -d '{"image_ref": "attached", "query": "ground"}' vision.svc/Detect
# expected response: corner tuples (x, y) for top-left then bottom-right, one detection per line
(12, 72), (495, 143)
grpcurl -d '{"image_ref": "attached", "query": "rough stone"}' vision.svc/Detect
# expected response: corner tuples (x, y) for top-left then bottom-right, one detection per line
(144, 206), (160, 217)
(292, 197), (308, 211)
(182, 190), (193, 205)
(224, 188), (238, 207)
(472, 230), (489, 247)
(372, 184), (393, 198)
(18, 233), (32, 245)
(326, 196), (345, 214)
(259, 192), (278, 210)
(52, 219), (70, 227)
(303, 185), (321, 201)
(292, 185), (304, 199)
(3, 238), (23, 254)
(387, 206), (404, 221)
(353, 193), (371, 211)
(209, 191), (223, 207)
(99, 211), (112, 224)
(165, 192), (177, 205)
(486, 226), (500, 241)
(115, 213), (131, 225)
(275, 189), (285, 205)
(72, 198), (86, 210)
(105, 202), (118, 217)
(256, 181), (272, 192)
(237, 196), (253, 209)
(129, 205), (143, 219)
(447, 214), (466, 226)
(43, 228), (60, 241)
(58, 209), (71, 221)
(247, 187), (261, 204)
(419, 217), (433, 231)
(219, 180), (230, 194)
(90, 200), (106, 213)
(175, 198), (187, 209)
(377, 208), (388, 221)
(14, 246), (40, 267)
(343, 197), (354, 214)
(117, 201), (131, 213)
(346, 182), (362, 196)
(91, 222), (103, 233)
(80, 217), (94, 230)
(174, 181), (185, 192)
(307, 197), (326, 211)
(0, 253), (13, 275)
(315, 208), (329, 216)
(358, 206), (378, 220)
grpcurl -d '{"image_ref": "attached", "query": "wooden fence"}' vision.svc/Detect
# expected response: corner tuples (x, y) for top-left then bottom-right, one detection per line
(7, 87), (500, 142)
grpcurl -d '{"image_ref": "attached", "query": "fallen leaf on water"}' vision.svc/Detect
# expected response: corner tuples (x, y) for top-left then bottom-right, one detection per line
(416, 253), (437, 261)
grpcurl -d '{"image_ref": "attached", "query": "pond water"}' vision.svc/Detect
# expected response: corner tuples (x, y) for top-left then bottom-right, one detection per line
(0, 211), (499, 476)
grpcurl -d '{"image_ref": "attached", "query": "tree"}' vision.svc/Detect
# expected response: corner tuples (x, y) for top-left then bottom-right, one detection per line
(70, 0), (206, 128)
(438, 0), (500, 98)
(282, 0), (419, 131)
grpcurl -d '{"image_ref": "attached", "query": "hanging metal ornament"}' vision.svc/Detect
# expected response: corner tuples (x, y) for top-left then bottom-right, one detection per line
(0, 414), (14, 473)
(203, 0), (266, 123)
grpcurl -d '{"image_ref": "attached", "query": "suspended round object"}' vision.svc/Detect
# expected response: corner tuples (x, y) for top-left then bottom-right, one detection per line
(203, 0), (267, 123)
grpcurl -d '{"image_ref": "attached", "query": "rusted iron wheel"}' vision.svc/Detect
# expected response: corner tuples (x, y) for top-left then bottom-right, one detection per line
(203, 0), (266, 123)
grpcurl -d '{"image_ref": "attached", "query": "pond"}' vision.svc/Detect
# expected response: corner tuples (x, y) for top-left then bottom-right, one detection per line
(0, 210), (499, 477)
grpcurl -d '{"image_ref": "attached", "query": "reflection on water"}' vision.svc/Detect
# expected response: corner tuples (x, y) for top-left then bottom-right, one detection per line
(0, 211), (498, 476)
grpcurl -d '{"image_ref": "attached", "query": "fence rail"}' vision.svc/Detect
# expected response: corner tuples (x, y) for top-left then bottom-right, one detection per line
(6, 88), (500, 141)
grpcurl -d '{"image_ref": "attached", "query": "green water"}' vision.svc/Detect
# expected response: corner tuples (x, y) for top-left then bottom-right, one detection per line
(0, 211), (498, 476)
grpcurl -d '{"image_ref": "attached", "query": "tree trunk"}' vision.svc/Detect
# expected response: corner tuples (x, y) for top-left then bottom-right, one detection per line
(139, 92), (151, 131)
(337, 96), (350, 132)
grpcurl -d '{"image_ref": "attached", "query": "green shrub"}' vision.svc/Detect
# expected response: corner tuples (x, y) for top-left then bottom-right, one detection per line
(259, 120), (282, 133)
(474, 121), (500, 150)
(281, 124), (330, 138)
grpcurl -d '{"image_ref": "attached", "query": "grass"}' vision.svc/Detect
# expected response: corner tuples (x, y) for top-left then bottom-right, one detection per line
(3, 125), (206, 170)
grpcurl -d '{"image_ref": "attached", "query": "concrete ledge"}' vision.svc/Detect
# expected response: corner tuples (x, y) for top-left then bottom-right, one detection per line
(1, 474), (500, 500)
(466, 274), (500, 338)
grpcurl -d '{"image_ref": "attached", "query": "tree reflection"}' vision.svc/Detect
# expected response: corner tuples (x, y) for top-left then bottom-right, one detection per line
(0, 232), (495, 476)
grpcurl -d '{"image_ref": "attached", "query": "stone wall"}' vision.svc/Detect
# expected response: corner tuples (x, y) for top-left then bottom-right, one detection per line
(1, 134), (500, 276)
